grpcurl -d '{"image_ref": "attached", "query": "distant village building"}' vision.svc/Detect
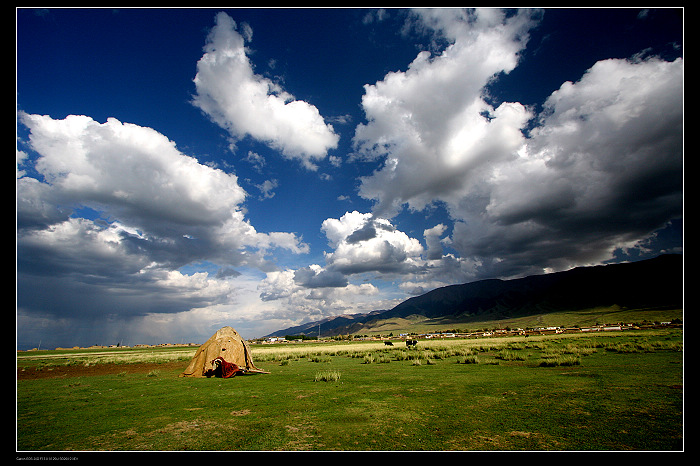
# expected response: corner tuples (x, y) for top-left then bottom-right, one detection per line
(264, 337), (287, 344)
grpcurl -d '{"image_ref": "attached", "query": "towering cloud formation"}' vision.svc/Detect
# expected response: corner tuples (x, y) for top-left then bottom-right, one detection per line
(353, 9), (538, 217)
(352, 9), (683, 277)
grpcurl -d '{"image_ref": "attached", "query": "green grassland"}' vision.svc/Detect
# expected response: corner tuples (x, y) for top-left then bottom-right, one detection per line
(17, 329), (683, 451)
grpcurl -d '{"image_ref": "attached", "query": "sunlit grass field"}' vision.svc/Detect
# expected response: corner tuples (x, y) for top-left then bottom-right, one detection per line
(17, 330), (683, 451)
(17, 346), (197, 369)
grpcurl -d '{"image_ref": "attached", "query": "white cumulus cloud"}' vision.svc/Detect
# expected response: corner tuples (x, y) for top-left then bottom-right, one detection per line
(192, 12), (339, 170)
(321, 211), (424, 276)
(450, 55), (684, 276)
(351, 8), (683, 278)
(353, 8), (539, 217)
(16, 113), (309, 332)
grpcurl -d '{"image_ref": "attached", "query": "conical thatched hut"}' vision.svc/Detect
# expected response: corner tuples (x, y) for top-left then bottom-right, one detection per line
(180, 326), (269, 377)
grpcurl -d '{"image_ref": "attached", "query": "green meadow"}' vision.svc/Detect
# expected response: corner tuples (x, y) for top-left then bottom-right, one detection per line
(17, 330), (683, 451)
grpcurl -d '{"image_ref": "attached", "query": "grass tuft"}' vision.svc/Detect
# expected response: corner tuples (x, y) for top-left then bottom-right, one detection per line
(314, 370), (341, 382)
(457, 355), (479, 364)
(538, 355), (580, 367)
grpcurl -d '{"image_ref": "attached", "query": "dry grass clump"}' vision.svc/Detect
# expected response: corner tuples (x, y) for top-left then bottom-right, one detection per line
(314, 370), (341, 382)
(538, 355), (580, 367)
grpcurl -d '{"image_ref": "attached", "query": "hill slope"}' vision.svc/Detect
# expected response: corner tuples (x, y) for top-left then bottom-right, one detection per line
(265, 310), (386, 338)
(265, 254), (682, 338)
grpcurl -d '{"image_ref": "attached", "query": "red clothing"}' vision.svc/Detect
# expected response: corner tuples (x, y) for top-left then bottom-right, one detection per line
(212, 357), (245, 378)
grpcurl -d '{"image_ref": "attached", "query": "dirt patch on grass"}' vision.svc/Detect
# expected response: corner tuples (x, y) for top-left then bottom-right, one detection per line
(87, 418), (236, 450)
(17, 361), (188, 380)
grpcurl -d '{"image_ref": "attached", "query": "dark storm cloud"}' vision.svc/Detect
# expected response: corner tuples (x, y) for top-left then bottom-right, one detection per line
(293, 266), (349, 288)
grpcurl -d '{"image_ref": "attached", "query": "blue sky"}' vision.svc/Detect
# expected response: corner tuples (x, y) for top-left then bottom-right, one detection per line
(16, 8), (683, 349)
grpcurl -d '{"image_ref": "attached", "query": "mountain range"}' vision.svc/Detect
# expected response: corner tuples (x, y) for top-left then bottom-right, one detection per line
(264, 254), (683, 338)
